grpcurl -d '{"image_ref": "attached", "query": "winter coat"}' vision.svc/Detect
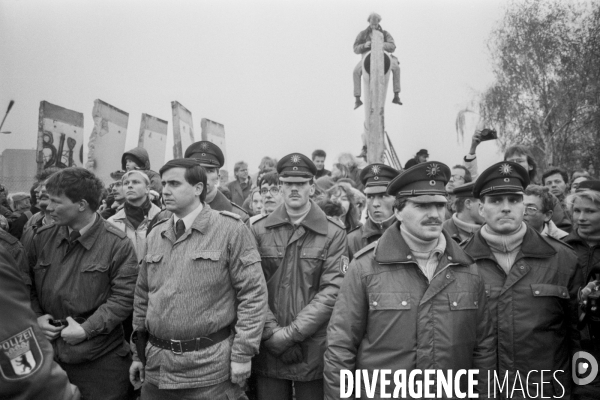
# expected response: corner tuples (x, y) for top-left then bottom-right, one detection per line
(121, 147), (162, 193)
(226, 177), (252, 209)
(107, 202), (161, 262)
(324, 223), (495, 399)
(353, 25), (396, 55)
(250, 202), (348, 381)
(346, 215), (395, 260)
(462, 226), (581, 399)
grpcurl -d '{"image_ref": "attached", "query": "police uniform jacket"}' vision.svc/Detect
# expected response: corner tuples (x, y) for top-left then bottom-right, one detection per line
(0, 228), (30, 286)
(133, 204), (267, 389)
(0, 252), (80, 400)
(324, 221), (495, 400)
(250, 201), (348, 381)
(347, 216), (395, 260)
(27, 214), (138, 364)
(461, 226), (581, 398)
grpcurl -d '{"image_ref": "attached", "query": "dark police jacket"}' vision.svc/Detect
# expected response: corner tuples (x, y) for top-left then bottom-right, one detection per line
(462, 226), (581, 398)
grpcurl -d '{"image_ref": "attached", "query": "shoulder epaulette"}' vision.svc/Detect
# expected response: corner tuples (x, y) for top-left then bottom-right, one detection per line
(354, 240), (377, 259)
(153, 217), (170, 227)
(250, 214), (268, 225)
(326, 216), (346, 229)
(542, 234), (574, 250)
(0, 229), (18, 245)
(347, 225), (361, 235)
(231, 202), (249, 215)
(104, 220), (127, 239)
(220, 210), (241, 220)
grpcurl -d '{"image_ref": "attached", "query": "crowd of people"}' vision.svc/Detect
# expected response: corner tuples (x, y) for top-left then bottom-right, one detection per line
(1, 129), (600, 400)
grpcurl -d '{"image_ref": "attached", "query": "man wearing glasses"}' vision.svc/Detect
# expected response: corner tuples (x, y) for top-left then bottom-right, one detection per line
(249, 172), (282, 224)
(250, 153), (348, 400)
(444, 165), (472, 220)
(523, 185), (569, 240)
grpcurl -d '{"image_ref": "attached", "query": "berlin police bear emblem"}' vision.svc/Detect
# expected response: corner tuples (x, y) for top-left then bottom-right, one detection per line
(0, 327), (42, 380)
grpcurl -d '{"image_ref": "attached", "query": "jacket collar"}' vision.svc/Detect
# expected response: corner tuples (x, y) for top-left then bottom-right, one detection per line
(208, 190), (233, 213)
(112, 202), (161, 222)
(160, 203), (212, 242)
(375, 221), (473, 266)
(264, 200), (328, 236)
(464, 224), (556, 260)
(57, 212), (103, 251)
(363, 214), (395, 239)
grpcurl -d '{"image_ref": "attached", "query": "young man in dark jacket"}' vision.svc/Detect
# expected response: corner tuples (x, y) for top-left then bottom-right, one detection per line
(462, 161), (582, 398)
(251, 153), (348, 400)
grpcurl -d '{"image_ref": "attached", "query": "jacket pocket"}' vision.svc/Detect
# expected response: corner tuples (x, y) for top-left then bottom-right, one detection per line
(530, 284), (569, 299)
(299, 247), (327, 261)
(192, 251), (221, 261)
(447, 292), (479, 310)
(368, 292), (411, 310)
(82, 263), (109, 273)
(144, 254), (163, 264)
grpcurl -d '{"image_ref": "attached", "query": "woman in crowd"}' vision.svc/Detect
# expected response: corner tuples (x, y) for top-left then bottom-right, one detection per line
(325, 183), (361, 233)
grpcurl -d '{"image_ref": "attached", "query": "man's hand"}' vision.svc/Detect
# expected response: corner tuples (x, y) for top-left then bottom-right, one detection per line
(61, 317), (87, 345)
(263, 327), (294, 357)
(365, 41), (371, 49)
(37, 314), (63, 341)
(230, 360), (251, 385)
(581, 281), (599, 305)
(279, 344), (303, 365)
(129, 361), (145, 389)
(469, 130), (483, 155)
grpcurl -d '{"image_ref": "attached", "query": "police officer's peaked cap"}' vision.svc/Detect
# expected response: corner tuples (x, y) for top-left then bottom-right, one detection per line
(452, 182), (476, 199)
(576, 180), (600, 193)
(277, 153), (317, 182)
(184, 141), (224, 168)
(472, 161), (530, 199)
(360, 163), (399, 194)
(386, 161), (450, 203)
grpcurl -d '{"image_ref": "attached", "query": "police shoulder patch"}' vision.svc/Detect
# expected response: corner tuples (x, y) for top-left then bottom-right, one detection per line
(326, 216), (345, 229)
(219, 210), (241, 220)
(354, 241), (377, 259)
(0, 327), (43, 380)
(340, 255), (350, 274)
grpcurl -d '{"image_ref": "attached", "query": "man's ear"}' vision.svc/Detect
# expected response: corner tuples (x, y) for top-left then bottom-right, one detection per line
(195, 182), (205, 197)
(79, 199), (89, 212)
(544, 210), (553, 224)
(394, 208), (403, 222)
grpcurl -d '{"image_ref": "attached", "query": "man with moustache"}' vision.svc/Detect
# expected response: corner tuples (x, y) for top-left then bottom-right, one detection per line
(129, 159), (267, 399)
(461, 162), (581, 398)
(442, 182), (484, 243)
(250, 153), (348, 400)
(347, 163), (399, 259)
(27, 167), (138, 400)
(324, 162), (494, 399)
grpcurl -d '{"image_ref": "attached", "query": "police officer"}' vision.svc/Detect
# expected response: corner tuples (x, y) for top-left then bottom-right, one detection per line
(185, 141), (249, 223)
(461, 161), (581, 398)
(347, 163), (398, 259)
(250, 153), (348, 400)
(0, 251), (80, 400)
(0, 227), (29, 286)
(442, 181), (483, 243)
(324, 161), (494, 399)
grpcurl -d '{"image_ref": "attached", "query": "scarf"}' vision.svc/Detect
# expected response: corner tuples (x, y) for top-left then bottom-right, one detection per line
(124, 197), (152, 230)
(480, 222), (527, 275)
(286, 203), (312, 225)
(452, 214), (481, 240)
(400, 225), (446, 282)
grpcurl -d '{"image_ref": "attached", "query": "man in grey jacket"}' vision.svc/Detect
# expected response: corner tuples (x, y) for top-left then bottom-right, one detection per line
(130, 158), (267, 399)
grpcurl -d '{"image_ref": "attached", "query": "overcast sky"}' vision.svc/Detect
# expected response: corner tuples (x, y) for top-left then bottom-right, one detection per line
(0, 0), (507, 175)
